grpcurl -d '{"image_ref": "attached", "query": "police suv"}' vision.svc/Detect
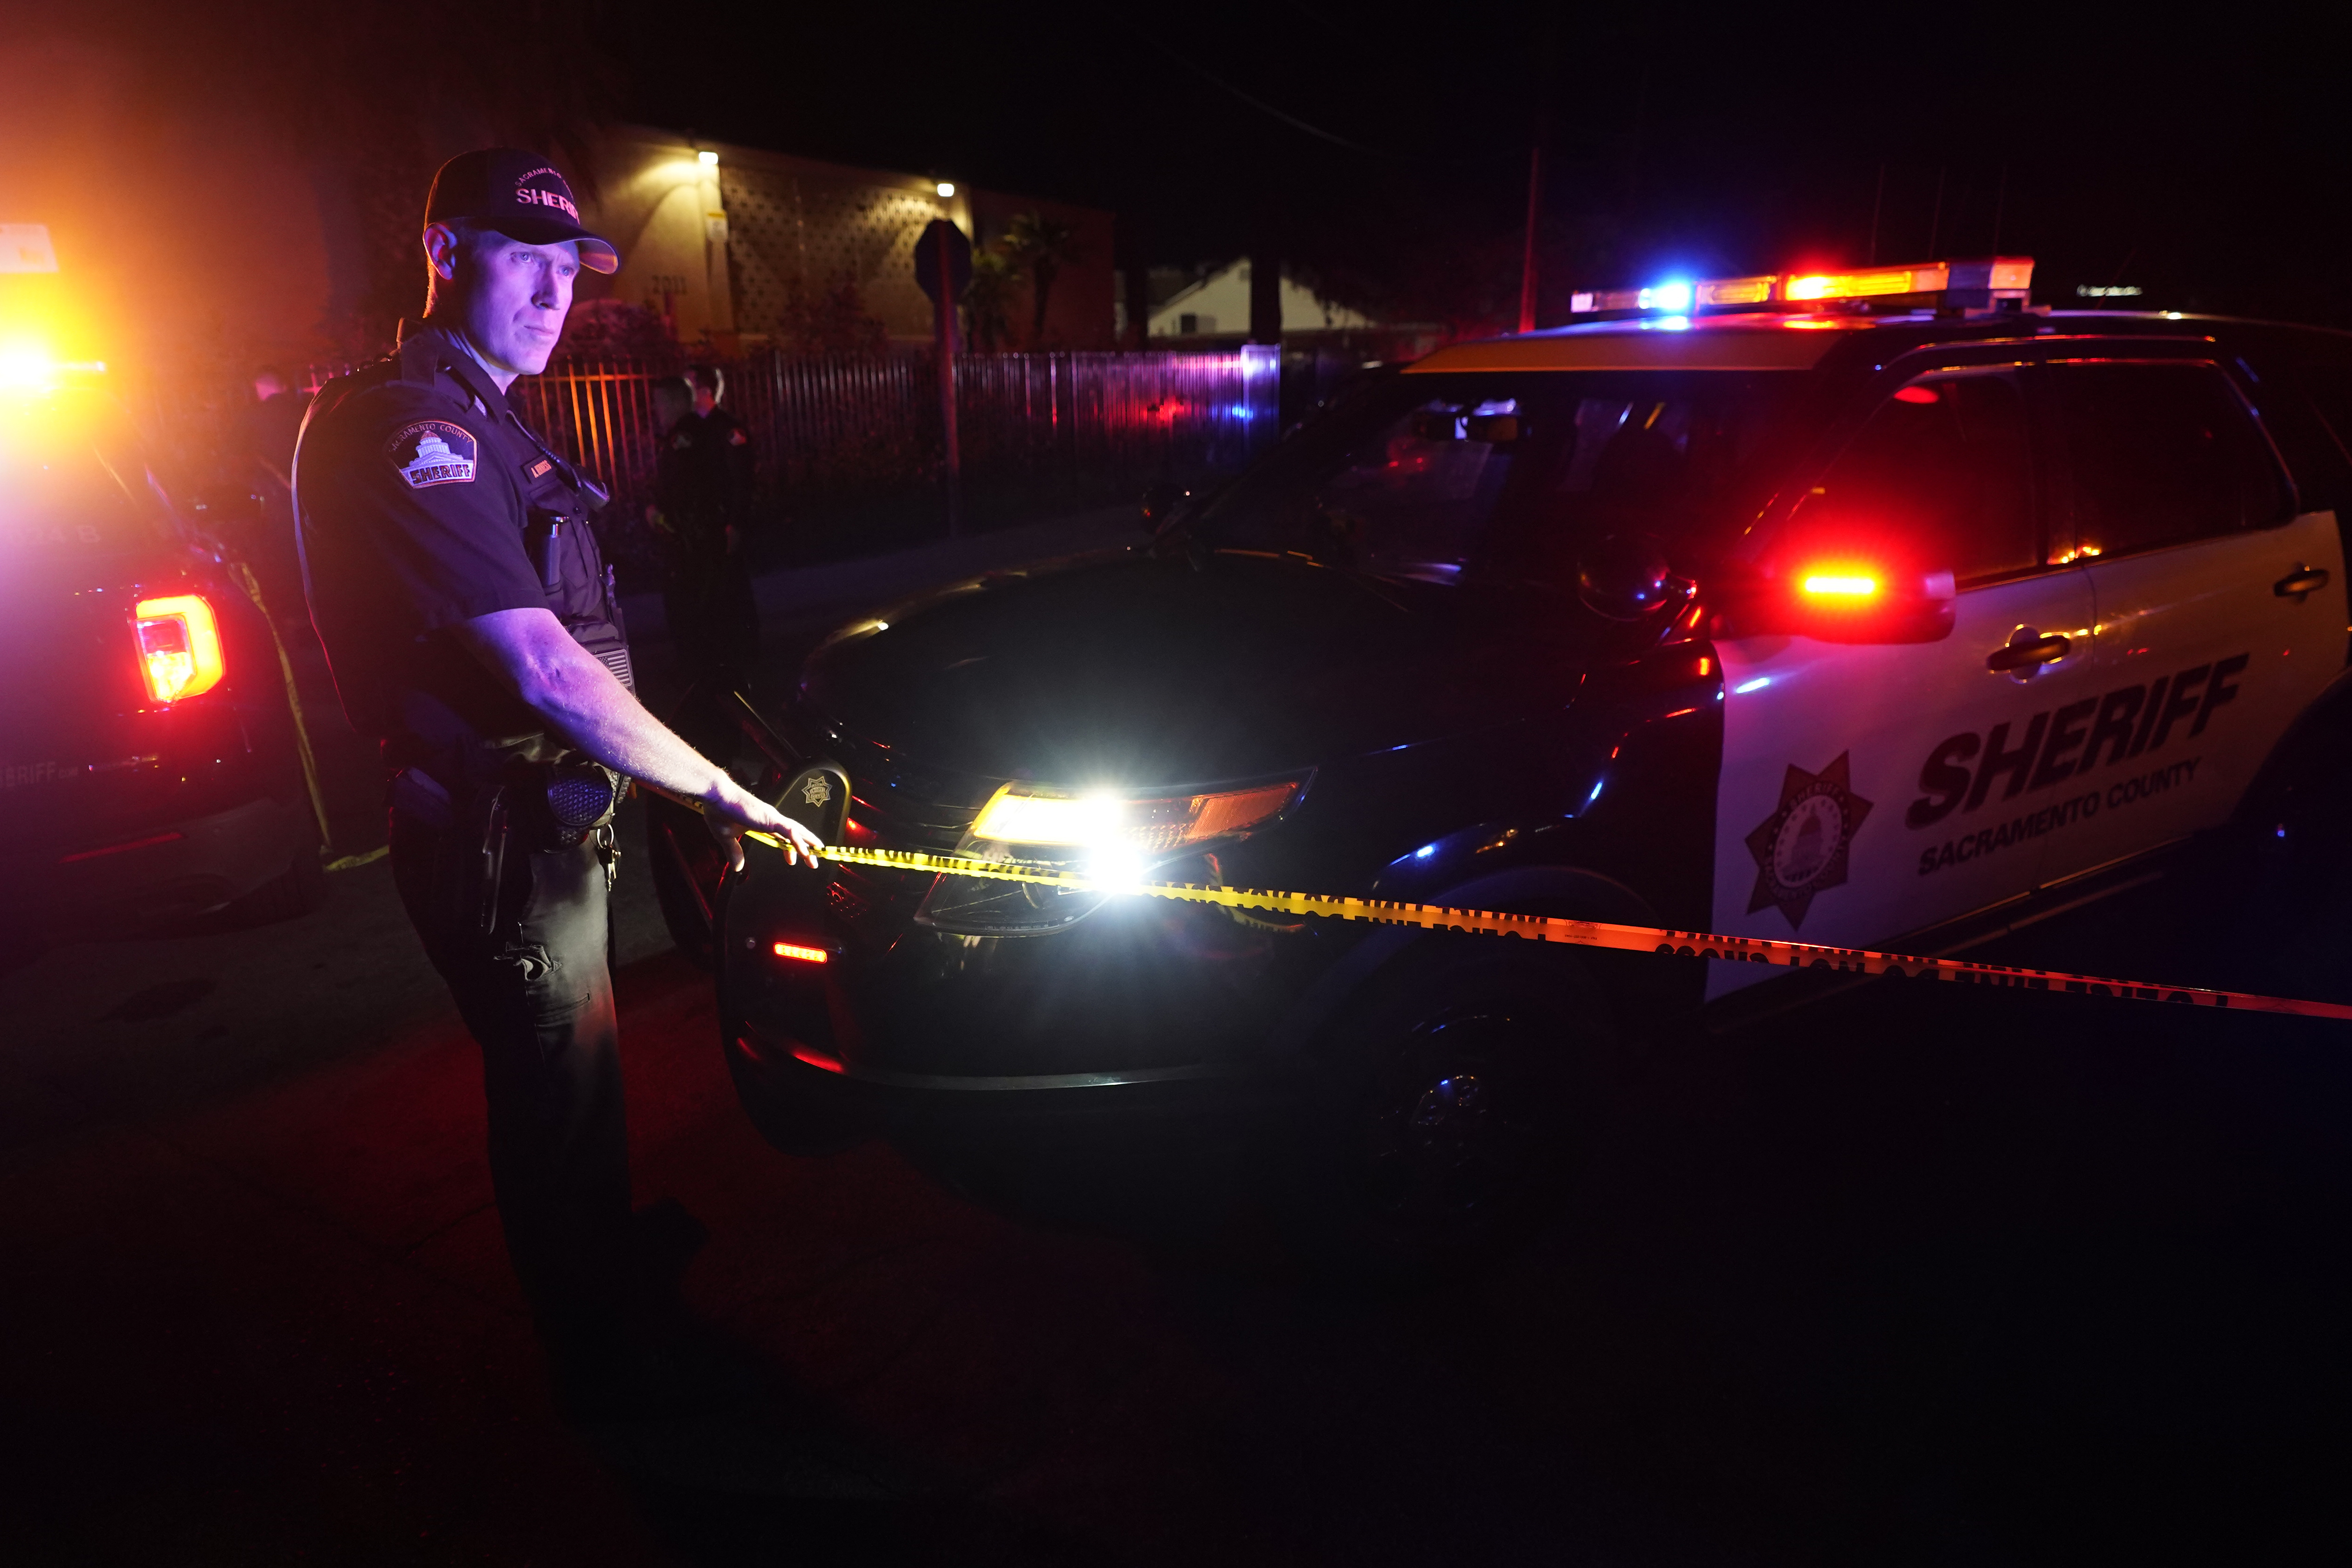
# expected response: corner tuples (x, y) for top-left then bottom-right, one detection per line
(1, 366), (321, 946)
(696, 258), (2352, 1267)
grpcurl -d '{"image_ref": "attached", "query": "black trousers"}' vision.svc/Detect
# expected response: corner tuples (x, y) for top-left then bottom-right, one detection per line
(389, 806), (631, 1364)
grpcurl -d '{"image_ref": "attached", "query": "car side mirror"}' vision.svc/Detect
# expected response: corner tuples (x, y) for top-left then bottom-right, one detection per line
(1710, 558), (1958, 644)
(1576, 533), (1687, 621)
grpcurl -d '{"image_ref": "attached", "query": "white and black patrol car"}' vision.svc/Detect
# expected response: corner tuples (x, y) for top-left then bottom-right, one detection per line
(680, 256), (2352, 1268)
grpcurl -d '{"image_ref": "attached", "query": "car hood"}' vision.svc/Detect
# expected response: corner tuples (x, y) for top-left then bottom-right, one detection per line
(796, 548), (1597, 783)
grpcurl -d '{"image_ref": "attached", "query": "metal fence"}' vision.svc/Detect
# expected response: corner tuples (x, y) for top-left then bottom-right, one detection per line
(141, 344), (1280, 579)
(510, 344), (1279, 519)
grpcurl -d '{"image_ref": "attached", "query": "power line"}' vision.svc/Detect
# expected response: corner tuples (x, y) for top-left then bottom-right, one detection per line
(1120, 26), (1366, 152)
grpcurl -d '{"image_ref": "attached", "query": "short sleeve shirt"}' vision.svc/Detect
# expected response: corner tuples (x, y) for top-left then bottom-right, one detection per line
(295, 327), (560, 766)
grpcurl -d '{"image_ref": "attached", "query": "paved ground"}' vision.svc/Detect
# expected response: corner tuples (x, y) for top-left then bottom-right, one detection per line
(7, 509), (2352, 1562)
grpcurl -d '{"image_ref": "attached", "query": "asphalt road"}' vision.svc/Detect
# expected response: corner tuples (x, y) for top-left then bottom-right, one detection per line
(6, 511), (2352, 1563)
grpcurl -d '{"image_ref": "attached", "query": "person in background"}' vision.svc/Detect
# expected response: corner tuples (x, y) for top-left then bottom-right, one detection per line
(645, 365), (761, 749)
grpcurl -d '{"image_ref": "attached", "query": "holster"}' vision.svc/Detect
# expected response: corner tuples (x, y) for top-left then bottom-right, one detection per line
(389, 766), (504, 944)
(470, 785), (512, 941)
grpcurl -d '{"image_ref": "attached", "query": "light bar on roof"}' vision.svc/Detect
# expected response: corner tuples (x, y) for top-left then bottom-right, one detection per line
(1566, 257), (2034, 317)
(1696, 275), (1776, 307)
(1784, 263), (1948, 301)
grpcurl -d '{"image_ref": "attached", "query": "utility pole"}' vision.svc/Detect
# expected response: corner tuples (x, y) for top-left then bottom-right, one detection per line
(1518, 21), (1559, 334)
(1248, 249), (1281, 345)
(1868, 159), (1886, 266)
(1518, 133), (1544, 333)
(1122, 213), (1152, 350)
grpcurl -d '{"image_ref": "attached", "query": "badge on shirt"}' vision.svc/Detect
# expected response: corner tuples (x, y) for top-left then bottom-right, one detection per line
(386, 420), (478, 488)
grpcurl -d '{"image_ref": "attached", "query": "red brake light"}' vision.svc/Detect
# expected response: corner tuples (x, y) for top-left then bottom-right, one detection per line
(133, 594), (224, 704)
(1800, 573), (1879, 598)
(772, 941), (830, 964)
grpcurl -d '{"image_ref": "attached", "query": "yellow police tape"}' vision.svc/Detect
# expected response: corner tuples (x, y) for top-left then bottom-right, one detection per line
(732, 831), (2352, 1023)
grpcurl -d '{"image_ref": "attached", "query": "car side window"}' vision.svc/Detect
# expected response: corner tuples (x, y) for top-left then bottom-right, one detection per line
(1788, 371), (2040, 585)
(2044, 362), (2290, 558)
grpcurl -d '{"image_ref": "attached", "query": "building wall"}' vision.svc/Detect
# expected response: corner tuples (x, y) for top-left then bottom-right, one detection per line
(583, 126), (1117, 351)
(721, 147), (968, 343)
(584, 127), (971, 348)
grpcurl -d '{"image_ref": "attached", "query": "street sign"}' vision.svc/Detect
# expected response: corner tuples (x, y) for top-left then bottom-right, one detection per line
(913, 219), (973, 303)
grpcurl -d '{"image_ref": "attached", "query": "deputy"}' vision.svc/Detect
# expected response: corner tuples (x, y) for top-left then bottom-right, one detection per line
(647, 365), (760, 748)
(294, 149), (820, 1417)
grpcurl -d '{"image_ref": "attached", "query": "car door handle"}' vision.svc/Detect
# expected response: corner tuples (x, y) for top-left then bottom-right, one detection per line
(1986, 634), (2071, 673)
(2275, 566), (2330, 601)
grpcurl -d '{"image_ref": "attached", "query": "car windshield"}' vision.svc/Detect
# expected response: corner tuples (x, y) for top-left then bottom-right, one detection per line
(1188, 368), (1808, 588)
(0, 397), (179, 559)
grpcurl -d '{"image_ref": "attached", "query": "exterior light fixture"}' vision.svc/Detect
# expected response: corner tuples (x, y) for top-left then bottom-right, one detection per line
(697, 149), (719, 168)
(936, 181), (955, 198)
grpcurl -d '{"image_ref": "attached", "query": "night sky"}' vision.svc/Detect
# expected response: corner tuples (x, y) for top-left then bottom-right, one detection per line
(624, 6), (2352, 330)
(14, 3), (2352, 338)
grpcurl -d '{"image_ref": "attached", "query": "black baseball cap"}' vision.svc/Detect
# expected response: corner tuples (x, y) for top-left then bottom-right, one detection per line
(424, 148), (619, 274)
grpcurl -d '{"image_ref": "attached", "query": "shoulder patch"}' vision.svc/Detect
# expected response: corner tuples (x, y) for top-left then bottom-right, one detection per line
(728, 427), (748, 446)
(385, 421), (478, 488)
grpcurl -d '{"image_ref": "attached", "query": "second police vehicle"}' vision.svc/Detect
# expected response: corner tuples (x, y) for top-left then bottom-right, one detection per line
(0, 248), (322, 954)
(673, 258), (2352, 1268)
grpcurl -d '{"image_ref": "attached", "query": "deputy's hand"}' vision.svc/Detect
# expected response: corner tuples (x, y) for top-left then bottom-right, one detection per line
(705, 780), (824, 872)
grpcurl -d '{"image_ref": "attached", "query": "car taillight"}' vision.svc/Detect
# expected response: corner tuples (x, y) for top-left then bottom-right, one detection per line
(133, 594), (224, 704)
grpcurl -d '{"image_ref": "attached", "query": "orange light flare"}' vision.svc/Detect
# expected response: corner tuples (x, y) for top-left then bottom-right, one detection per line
(771, 941), (831, 964)
(1799, 571), (1881, 599)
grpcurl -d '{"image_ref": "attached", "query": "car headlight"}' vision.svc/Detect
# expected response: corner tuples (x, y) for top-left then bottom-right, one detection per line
(969, 777), (1304, 858)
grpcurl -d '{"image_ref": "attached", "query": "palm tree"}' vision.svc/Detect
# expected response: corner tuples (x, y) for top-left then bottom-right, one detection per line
(1000, 212), (1081, 347)
(962, 250), (1023, 352)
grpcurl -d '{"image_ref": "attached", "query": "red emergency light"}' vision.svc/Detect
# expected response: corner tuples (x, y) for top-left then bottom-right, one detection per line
(771, 941), (830, 965)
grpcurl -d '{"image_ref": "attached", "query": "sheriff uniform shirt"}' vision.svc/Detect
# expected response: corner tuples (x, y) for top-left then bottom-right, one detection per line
(294, 326), (559, 772)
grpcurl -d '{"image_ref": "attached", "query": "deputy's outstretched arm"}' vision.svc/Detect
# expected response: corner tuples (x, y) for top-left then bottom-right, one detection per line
(452, 606), (818, 868)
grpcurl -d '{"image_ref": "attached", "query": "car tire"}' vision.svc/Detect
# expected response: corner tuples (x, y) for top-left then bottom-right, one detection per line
(719, 1017), (871, 1156)
(227, 836), (326, 925)
(1276, 940), (1621, 1286)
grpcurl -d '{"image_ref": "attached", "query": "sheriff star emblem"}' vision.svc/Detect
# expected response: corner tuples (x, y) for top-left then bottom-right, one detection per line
(1744, 752), (1872, 930)
(798, 774), (832, 809)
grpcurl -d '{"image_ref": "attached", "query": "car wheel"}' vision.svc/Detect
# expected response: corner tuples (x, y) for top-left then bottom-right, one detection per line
(226, 836), (326, 925)
(1279, 944), (1620, 1284)
(718, 1014), (871, 1156)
